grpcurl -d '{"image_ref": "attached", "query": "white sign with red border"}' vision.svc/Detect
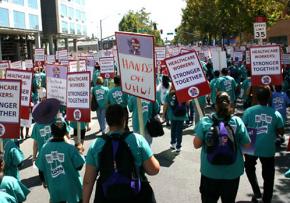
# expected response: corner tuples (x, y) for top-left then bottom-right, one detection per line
(66, 72), (91, 122)
(99, 57), (114, 79)
(165, 51), (210, 102)
(115, 32), (156, 102)
(34, 48), (45, 62)
(58, 49), (68, 61)
(5, 69), (33, 119)
(250, 45), (282, 85)
(233, 51), (244, 62)
(24, 60), (34, 69)
(10, 61), (22, 69)
(46, 55), (56, 64)
(0, 79), (21, 139)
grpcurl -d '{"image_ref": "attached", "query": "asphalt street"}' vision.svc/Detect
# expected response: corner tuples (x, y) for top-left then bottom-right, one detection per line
(18, 105), (290, 203)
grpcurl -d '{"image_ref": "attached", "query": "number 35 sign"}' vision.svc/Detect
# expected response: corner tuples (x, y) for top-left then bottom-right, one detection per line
(254, 22), (267, 39)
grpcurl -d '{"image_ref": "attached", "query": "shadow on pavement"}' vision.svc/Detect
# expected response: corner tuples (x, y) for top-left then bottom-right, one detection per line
(84, 132), (98, 141)
(22, 175), (42, 188)
(236, 201), (251, 203)
(20, 155), (33, 170)
(154, 149), (178, 167)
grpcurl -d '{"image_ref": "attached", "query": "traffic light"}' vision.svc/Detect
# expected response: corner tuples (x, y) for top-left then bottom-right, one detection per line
(175, 28), (177, 32)
(160, 29), (163, 34)
(153, 23), (157, 30)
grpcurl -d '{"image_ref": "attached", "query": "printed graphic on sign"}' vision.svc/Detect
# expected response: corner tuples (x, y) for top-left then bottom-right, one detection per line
(250, 45), (282, 85)
(116, 32), (155, 101)
(46, 65), (68, 105)
(0, 79), (21, 138)
(66, 72), (90, 122)
(165, 51), (210, 102)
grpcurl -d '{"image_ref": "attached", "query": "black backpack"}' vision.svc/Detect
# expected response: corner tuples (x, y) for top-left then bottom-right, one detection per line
(205, 115), (237, 165)
(170, 94), (187, 117)
(98, 132), (141, 201)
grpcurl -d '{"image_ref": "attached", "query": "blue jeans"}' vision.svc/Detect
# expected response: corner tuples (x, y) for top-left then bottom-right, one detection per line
(96, 108), (107, 134)
(170, 120), (184, 149)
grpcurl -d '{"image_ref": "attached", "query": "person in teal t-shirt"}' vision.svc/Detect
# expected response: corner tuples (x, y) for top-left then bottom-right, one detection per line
(92, 76), (109, 135)
(83, 104), (160, 203)
(0, 153), (30, 202)
(163, 88), (188, 152)
(36, 120), (85, 203)
(92, 63), (100, 87)
(194, 91), (250, 203)
(0, 191), (16, 203)
(128, 96), (160, 145)
(242, 86), (284, 203)
(209, 70), (220, 108)
(3, 139), (24, 180)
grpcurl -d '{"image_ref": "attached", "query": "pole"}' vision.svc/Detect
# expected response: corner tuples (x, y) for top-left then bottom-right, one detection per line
(100, 19), (103, 50)
(194, 98), (204, 119)
(137, 98), (145, 136)
(75, 41), (81, 145)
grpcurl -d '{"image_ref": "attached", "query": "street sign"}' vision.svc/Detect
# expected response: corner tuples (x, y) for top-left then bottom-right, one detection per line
(254, 22), (267, 39)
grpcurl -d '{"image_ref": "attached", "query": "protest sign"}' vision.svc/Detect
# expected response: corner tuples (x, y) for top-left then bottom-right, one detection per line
(165, 51), (210, 102)
(46, 55), (56, 64)
(24, 60), (33, 69)
(46, 65), (68, 105)
(0, 61), (10, 78)
(250, 45), (282, 85)
(10, 61), (22, 69)
(99, 57), (115, 79)
(34, 48), (45, 62)
(211, 50), (227, 71)
(0, 79), (21, 139)
(282, 54), (290, 65)
(5, 69), (33, 119)
(233, 51), (244, 62)
(58, 49), (68, 61)
(66, 72), (91, 122)
(115, 32), (156, 101)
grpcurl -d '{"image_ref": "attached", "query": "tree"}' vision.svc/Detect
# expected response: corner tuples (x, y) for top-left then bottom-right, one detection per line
(119, 8), (164, 45)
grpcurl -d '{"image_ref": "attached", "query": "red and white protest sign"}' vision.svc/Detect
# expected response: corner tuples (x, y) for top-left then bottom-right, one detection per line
(0, 61), (10, 78)
(0, 79), (21, 139)
(58, 49), (68, 61)
(5, 69), (33, 119)
(79, 60), (87, 71)
(34, 48), (45, 62)
(46, 55), (56, 64)
(155, 46), (166, 66)
(250, 45), (282, 86)
(66, 72), (91, 122)
(115, 32), (156, 101)
(69, 60), (87, 72)
(25, 60), (33, 69)
(46, 65), (68, 105)
(10, 61), (22, 69)
(165, 51), (210, 102)
(233, 51), (244, 62)
(99, 57), (114, 79)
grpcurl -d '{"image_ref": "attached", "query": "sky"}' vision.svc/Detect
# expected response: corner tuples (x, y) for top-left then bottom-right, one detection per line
(86, 0), (186, 40)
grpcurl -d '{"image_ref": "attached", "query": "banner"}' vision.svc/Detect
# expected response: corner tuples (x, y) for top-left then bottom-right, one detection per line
(46, 65), (68, 105)
(5, 69), (33, 119)
(0, 79), (21, 139)
(250, 45), (282, 86)
(115, 32), (156, 101)
(99, 57), (115, 79)
(34, 48), (45, 62)
(66, 72), (91, 122)
(165, 51), (210, 102)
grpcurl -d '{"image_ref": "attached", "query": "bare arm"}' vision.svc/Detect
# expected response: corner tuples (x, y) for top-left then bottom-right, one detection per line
(193, 135), (203, 149)
(83, 165), (98, 203)
(33, 141), (38, 161)
(143, 156), (160, 176)
(162, 103), (168, 120)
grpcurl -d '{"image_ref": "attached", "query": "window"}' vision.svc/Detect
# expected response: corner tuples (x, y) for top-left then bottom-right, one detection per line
(13, 11), (26, 29)
(60, 4), (67, 17)
(74, 0), (81, 4)
(61, 21), (68, 33)
(75, 9), (81, 21)
(12, 0), (24, 5)
(82, 25), (87, 36)
(29, 14), (39, 30)
(69, 22), (75, 34)
(28, 0), (38, 9)
(67, 7), (74, 20)
(0, 8), (9, 27)
(76, 24), (81, 35)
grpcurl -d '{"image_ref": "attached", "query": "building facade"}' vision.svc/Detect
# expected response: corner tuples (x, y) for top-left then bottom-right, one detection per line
(0, 0), (42, 60)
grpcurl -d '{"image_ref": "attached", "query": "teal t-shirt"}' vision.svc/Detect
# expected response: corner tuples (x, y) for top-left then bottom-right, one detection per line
(241, 78), (251, 101)
(164, 93), (188, 121)
(92, 85), (109, 109)
(216, 75), (237, 102)
(36, 141), (85, 203)
(210, 77), (219, 104)
(3, 139), (24, 180)
(128, 96), (159, 133)
(194, 114), (250, 179)
(0, 191), (16, 203)
(0, 176), (30, 202)
(31, 123), (52, 153)
(107, 86), (129, 108)
(85, 132), (153, 176)
(92, 69), (100, 87)
(242, 105), (284, 157)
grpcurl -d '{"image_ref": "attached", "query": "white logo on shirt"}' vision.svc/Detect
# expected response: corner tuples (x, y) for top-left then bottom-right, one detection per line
(45, 151), (65, 178)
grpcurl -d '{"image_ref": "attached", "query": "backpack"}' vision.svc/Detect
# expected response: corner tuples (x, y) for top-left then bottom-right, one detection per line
(91, 93), (99, 111)
(98, 132), (141, 201)
(170, 94), (187, 117)
(205, 115), (237, 165)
